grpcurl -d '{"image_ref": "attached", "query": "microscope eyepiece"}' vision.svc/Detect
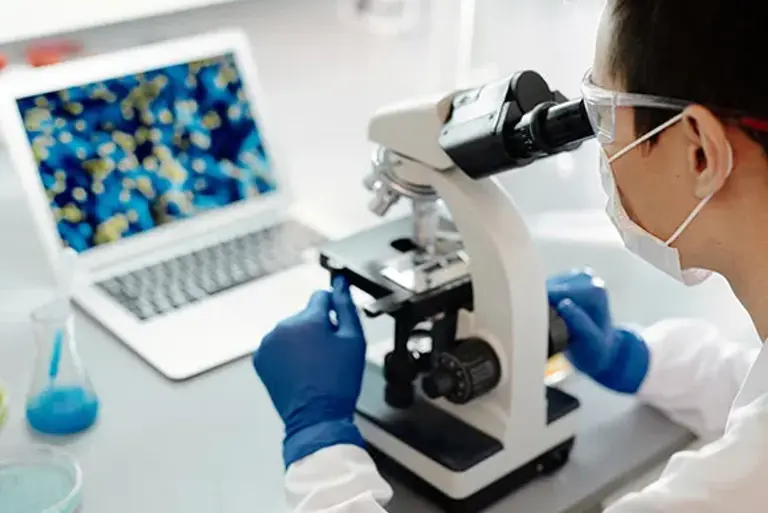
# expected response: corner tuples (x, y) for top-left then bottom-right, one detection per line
(502, 98), (593, 169)
(438, 72), (595, 180)
(537, 98), (594, 150)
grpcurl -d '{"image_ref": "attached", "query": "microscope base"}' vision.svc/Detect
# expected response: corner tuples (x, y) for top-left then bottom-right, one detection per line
(367, 437), (574, 513)
(356, 364), (579, 512)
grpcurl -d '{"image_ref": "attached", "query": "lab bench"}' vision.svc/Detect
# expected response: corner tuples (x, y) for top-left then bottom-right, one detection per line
(0, 291), (694, 513)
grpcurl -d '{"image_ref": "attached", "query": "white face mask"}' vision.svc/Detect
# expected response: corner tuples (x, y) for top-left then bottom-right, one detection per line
(600, 112), (733, 286)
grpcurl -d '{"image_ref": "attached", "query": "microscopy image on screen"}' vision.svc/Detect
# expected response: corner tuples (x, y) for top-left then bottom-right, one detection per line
(17, 53), (277, 252)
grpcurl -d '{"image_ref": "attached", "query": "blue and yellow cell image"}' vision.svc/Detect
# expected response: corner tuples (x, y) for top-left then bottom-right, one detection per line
(17, 53), (276, 252)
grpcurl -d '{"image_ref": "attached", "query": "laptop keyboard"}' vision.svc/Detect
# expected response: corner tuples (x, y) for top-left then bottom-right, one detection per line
(97, 220), (327, 321)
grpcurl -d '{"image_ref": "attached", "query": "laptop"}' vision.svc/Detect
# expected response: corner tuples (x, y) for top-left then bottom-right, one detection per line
(0, 30), (338, 379)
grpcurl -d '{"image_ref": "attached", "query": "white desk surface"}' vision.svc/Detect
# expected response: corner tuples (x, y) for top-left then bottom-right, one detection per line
(0, 1), (759, 511)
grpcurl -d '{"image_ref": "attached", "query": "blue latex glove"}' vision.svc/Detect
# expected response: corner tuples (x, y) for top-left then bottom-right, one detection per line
(547, 270), (650, 394)
(253, 276), (367, 468)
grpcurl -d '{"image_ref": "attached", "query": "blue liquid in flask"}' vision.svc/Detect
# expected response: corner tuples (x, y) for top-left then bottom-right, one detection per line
(26, 386), (99, 435)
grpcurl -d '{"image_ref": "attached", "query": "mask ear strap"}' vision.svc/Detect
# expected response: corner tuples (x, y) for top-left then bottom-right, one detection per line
(609, 112), (685, 163)
(665, 141), (734, 245)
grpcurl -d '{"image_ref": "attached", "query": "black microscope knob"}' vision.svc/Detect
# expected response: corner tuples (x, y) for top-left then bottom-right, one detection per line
(421, 337), (501, 405)
(383, 351), (419, 409)
(422, 369), (454, 399)
(385, 383), (414, 409)
(548, 305), (570, 357)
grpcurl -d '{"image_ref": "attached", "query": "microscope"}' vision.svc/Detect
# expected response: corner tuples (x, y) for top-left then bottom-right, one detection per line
(319, 71), (594, 512)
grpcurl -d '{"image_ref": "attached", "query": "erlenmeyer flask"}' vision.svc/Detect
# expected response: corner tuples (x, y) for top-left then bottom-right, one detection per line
(25, 299), (99, 435)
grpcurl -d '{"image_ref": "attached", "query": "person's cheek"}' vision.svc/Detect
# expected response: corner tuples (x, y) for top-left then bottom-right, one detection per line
(612, 156), (654, 231)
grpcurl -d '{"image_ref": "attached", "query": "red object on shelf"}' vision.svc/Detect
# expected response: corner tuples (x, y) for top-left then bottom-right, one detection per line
(25, 40), (82, 67)
(0, 54), (8, 71)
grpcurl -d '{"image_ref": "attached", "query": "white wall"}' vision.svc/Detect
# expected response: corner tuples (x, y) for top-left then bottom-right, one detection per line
(0, 0), (275, 55)
(0, 0), (243, 46)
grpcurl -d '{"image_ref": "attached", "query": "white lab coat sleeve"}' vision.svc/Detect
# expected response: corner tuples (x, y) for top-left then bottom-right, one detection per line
(605, 392), (768, 513)
(636, 318), (759, 440)
(285, 445), (393, 513)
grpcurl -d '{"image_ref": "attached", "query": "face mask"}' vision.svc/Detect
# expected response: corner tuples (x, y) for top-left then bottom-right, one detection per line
(600, 112), (733, 286)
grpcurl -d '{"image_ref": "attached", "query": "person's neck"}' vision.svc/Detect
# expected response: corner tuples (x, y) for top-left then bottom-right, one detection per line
(711, 145), (768, 340)
(722, 241), (768, 341)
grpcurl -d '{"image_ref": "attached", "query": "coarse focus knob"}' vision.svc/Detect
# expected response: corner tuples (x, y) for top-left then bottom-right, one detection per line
(421, 338), (501, 405)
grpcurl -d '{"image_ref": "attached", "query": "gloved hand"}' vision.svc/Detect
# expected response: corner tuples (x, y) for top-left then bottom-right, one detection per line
(547, 270), (650, 394)
(253, 276), (367, 468)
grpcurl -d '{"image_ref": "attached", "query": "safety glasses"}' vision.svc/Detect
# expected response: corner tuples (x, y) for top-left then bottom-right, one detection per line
(581, 68), (768, 145)
(581, 68), (689, 145)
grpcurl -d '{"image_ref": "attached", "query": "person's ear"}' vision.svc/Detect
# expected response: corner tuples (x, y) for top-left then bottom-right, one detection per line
(681, 105), (733, 199)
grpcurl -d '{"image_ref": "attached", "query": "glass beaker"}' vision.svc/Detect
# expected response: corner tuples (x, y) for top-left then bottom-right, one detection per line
(25, 300), (99, 436)
(339, 0), (423, 35)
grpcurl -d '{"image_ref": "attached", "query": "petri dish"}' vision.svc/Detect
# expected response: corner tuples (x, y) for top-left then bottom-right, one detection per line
(0, 446), (82, 513)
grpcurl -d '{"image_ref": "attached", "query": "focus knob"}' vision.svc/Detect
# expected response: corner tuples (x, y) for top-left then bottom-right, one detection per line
(548, 306), (570, 356)
(421, 338), (501, 405)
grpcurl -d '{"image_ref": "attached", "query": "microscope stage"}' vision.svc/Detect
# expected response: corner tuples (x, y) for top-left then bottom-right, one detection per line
(318, 216), (473, 320)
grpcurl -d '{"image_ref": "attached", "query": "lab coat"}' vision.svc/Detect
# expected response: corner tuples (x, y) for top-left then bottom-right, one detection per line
(284, 319), (766, 512)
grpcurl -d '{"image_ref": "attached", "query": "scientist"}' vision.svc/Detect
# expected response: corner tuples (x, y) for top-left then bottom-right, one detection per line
(254, 0), (768, 510)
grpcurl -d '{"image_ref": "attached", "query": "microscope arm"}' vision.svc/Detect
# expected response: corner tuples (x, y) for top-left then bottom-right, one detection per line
(362, 70), (595, 437)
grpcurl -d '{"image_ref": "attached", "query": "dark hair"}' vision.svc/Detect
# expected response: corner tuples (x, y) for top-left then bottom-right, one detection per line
(609, 0), (768, 150)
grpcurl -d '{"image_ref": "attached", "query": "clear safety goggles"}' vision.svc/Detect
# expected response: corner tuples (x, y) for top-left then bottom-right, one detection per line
(580, 68), (768, 145)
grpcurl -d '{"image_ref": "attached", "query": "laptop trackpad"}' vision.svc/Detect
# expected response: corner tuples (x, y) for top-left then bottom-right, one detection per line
(143, 263), (372, 379)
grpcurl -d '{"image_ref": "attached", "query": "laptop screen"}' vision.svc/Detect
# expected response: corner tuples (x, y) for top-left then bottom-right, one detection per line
(16, 53), (277, 252)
